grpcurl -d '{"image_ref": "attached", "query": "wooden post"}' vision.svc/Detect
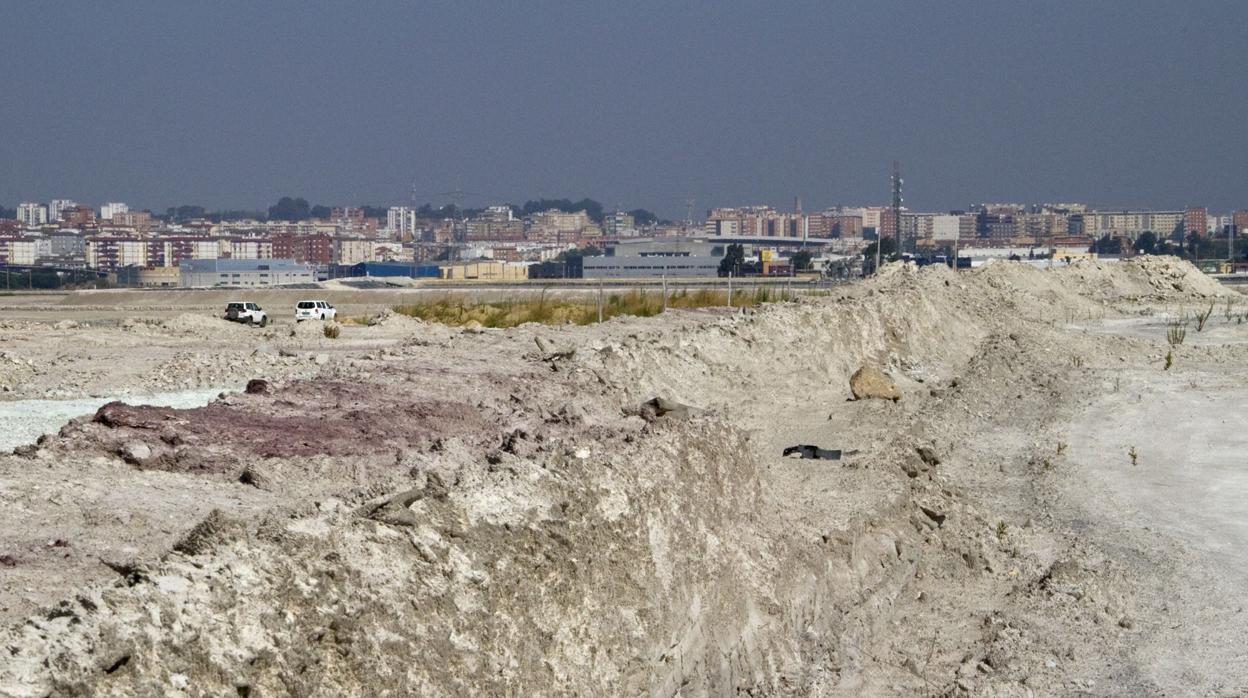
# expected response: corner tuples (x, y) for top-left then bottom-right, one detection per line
(597, 281), (604, 323)
(662, 276), (668, 313)
(727, 273), (733, 308)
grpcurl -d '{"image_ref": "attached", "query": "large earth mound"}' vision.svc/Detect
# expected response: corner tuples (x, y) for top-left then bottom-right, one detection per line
(0, 257), (1242, 696)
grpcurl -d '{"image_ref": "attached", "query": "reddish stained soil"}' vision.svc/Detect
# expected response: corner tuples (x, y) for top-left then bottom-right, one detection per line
(83, 380), (492, 465)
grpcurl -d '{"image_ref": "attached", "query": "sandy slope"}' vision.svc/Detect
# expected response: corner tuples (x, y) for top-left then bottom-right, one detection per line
(0, 257), (1244, 696)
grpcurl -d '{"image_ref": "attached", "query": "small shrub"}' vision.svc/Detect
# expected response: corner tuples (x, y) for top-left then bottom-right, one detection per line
(1164, 350), (1173, 370)
(1196, 303), (1214, 332)
(1166, 316), (1187, 346)
(323, 323), (341, 339)
(1128, 445), (1138, 466)
(995, 521), (1008, 540)
(1056, 441), (1067, 456)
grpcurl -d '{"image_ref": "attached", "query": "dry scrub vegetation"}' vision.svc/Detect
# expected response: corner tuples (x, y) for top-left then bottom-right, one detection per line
(391, 286), (807, 328)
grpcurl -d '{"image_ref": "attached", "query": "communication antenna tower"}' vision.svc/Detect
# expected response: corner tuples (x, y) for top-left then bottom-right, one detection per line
(892, 161), (904, 256)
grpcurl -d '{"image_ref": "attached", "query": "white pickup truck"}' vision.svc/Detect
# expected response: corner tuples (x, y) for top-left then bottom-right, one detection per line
(294, 300), (337, 322)
(224, 301), (268, 326)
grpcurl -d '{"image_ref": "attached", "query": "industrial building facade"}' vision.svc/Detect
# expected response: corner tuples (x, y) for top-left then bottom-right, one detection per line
(179, 258), (315, 288)
(582, 239), (725, 279)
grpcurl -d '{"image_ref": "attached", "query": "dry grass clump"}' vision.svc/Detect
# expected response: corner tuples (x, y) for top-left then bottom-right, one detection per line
(393, 286), (797, 328)
(1195, 303), (1214, 332)
(1167, 315), (1187, 346)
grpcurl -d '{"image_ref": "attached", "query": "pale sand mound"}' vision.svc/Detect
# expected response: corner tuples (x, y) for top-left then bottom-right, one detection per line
(0, 256), (1242, 696)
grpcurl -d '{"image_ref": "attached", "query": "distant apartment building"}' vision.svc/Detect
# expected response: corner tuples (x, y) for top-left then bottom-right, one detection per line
(705, 208), (748, 236)
(464, 217), (525, 242)
(479, 205), (515, 223)
(1017, 212), (1071, 244)
(932, 214), (961, 242)
(195, 238), (226, 259)
(1184, 207), (1208, 238)
(528, 209), (590, 243)
(329, 207), (364, 227)
(36, 233), (87, 262)
(92, 210), (154, 231)
(100, 202), (129, 221)
(706, 207), (805, 238)
(857, 207), (886, 234)
(901, 212), (934, 242)
(223, 237), (272, 260)
(47, 199), (76, 222)
(179, 258), (315, 288)
(604, 211), (637, 236)
(147, 237), (199, 267)
(1073, 210), (1183, 239)
(975, 210), (1017, 243)
(386, 206), (420, 239)
(806, 210), (864, 239)
(763, 213), (804, 238)
(0, 237), (38, 265)
(329, 207), (377, 235)
(530, 209), (589, 233)
(957, 213), (977, 241)
(61, 204), (96, 227)
(333, 238), (406, 265)
(16, 202), (48, 227)
(271, 231), (333, 265)
(879, 208), (898, 241)
(85, 235), (148, 270)
(1233, 210), (1248, 233)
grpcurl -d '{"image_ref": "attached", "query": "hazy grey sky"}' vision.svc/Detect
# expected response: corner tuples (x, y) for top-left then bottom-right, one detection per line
(2, 1), (1245, 218)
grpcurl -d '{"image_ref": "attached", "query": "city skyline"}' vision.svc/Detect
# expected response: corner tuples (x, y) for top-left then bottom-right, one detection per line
(4, 2), (1248, 218)
(5, 193), (1248, 226)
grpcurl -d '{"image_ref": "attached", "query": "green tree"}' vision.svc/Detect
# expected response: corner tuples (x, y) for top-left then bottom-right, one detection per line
(310, 205), (332, 219)
(209, 210), (266, 222)
(268, 197), (311, 222)
(719, 243), (745, 276)
(862, 236), (897, 261)
(517, 198), (605, 223)
(791, 250), (813, 271)
(1090, 235), (1122, 255)
(627, 208), (658, 225)
(0, 205), (16, 219)
(555, 245), (602, 262)
(1135, 231), (1158, 255)
(1186, 231), (1202, 256)
(164, 205), (206, 222)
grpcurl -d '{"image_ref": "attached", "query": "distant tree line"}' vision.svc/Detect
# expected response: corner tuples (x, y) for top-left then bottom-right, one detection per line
(0, 205), (15, 219)
(628, 208), (659, 225)
(1122, 230), (1246, 260)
